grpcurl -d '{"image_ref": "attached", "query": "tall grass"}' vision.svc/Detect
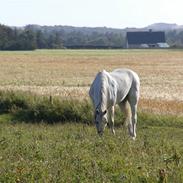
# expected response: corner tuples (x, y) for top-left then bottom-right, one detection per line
(0, 90), (92, 124)
(0, 90), (183, 128)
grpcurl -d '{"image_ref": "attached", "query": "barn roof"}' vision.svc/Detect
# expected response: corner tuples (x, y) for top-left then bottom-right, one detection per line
(126, 31), (166, 44)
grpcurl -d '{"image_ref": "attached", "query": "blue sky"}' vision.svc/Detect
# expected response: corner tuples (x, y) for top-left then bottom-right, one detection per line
(0, 0), (183, 28)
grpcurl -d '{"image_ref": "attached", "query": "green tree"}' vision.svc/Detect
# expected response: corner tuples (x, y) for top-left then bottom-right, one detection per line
(18, 29), (37, 50)
(36, 30), (47, 48)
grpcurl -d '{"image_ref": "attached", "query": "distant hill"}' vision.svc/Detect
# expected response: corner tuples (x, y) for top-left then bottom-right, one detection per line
(21, 22), (183, 35)
(23, 24), (124, 35)
(145, 23), (183, 31)
(15, 22), (183, 36)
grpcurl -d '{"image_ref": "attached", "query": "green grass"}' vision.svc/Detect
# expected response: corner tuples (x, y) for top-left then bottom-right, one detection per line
(0, 90), (183, 182)
(0, 122), (183, 182)
(0, 90), (183, 127)
(0, 90), (92, 124)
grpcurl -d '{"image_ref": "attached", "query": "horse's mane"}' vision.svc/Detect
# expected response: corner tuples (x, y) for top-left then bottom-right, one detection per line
(98, 70), (109, 111)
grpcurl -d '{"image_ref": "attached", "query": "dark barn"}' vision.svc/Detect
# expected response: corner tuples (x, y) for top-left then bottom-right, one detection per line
(126, 30), (169, 48)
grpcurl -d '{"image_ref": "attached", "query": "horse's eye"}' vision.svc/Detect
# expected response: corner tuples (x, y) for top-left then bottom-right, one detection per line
(96, 121), (99, 125)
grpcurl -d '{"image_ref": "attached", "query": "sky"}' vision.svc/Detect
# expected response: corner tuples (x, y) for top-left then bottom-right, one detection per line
(0, 0), (183, 28)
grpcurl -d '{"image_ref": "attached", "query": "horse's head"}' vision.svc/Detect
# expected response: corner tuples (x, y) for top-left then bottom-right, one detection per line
(94, 108), (107, 136)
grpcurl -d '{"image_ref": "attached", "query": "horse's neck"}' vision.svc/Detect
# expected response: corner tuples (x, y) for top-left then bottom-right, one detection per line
(100, 74), (109, 110)
(96, 70), (114, 110)
(102, 73), (117, 107)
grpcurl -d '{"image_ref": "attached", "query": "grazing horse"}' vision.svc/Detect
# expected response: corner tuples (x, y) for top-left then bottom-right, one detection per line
(89, 68), (140, 139)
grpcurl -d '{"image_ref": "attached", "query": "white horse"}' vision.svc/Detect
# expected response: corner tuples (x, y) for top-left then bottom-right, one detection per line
(89, 68), (140, 139)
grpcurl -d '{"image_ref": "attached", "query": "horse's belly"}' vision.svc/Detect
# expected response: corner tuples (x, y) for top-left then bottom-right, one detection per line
(115, 78), (131, 103)
(116, 89), (129, 103)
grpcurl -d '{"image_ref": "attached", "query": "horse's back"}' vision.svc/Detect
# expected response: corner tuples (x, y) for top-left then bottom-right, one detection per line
(111, 68), (139, 86)
(109, 68), (140, 102)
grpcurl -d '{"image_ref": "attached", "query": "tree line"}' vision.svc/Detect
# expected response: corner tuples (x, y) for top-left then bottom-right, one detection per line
(0, 24), (183, 50)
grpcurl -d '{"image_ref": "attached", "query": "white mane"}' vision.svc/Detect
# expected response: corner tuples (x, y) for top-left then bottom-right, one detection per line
(89, 70), (112, 112)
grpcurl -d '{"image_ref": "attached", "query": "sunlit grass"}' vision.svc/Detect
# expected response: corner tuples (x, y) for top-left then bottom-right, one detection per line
(0, 121), (183, 182)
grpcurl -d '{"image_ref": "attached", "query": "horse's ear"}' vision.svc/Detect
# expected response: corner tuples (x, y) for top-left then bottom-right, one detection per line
(103, 110), (107, 115)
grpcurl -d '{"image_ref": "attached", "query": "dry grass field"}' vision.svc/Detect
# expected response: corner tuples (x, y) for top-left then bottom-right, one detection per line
(0, 49), (182, 116)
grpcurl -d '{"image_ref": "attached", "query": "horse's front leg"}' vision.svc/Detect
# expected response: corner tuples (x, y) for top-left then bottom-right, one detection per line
(108, 106), (115, 135)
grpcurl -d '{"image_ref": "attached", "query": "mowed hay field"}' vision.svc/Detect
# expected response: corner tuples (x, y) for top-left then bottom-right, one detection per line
(0, 49), (183, 182)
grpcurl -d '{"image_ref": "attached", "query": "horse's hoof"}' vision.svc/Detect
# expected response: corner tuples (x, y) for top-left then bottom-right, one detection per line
(112, 129), (116, 135)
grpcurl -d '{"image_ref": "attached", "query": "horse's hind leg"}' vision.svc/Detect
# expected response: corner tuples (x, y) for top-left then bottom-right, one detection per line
(128, 88), (139, 140)
(129, 103), (137, 140)
(118, 100), (131, 126)
(119, 100), (133, 136)
(108, 106), (115, 135)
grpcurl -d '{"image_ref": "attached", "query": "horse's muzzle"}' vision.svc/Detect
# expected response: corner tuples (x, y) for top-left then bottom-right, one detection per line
(98, 130), (103, 136)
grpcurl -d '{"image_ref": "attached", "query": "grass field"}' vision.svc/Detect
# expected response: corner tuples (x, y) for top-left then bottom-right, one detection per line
(0, 49), (183, 182)
(0, 121), (183, 182)
(0, 49), (183, 115)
